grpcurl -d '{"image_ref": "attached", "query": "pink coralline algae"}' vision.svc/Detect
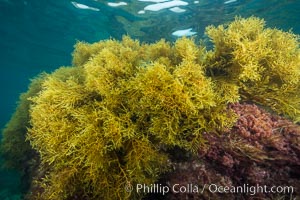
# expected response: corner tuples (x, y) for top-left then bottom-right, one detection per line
(230, 103), (274, 139)
(161, 103), (300, 200)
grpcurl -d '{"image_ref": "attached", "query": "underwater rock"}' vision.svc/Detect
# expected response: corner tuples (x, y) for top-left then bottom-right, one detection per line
(164, 103), (300, 200)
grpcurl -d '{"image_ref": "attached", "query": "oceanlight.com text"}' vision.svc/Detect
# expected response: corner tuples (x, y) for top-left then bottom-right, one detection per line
(125, 183), (294, 196)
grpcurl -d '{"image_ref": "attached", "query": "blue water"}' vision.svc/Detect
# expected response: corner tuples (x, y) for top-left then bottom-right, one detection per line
(0, 0), (299, 198)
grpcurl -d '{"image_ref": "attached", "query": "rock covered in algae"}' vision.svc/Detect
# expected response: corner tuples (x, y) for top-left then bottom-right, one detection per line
(0, 16), (299, 200)
(163, 103), (300, 200)
(25, 36), (236, 200)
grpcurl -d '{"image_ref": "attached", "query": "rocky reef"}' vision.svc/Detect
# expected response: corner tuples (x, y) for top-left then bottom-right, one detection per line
(1, 17), (300, 199)
(164, 103), (300, 200)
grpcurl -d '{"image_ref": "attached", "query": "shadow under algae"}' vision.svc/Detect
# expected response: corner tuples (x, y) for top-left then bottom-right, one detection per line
(1, 16), (300, 200)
